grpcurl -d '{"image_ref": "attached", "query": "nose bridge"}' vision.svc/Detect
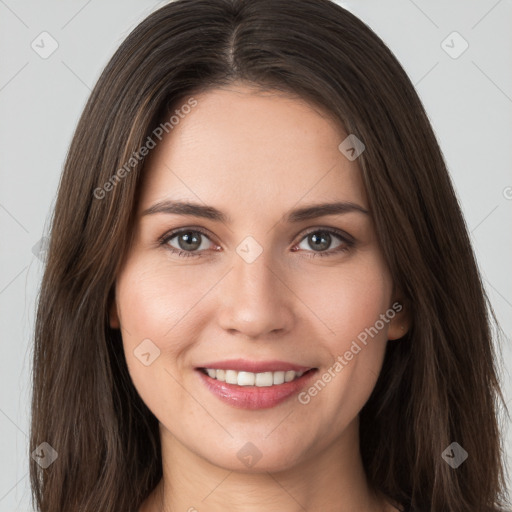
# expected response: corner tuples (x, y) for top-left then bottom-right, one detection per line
(234, 244), (276, 297)
(217, 235), (293, 337)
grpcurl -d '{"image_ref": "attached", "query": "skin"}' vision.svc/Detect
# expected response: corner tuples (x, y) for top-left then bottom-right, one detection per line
(110, 82), (409, 512)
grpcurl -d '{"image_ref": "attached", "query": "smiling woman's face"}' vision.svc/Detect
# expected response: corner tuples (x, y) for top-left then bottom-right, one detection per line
(110, 83), (405, 473)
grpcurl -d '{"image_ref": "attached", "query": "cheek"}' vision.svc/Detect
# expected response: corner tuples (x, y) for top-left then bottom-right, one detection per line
(294, 256), (392, 415)
(114, 258), (223, 401)
(299, 256), (392, 347)
(116, 259), (212, 340)
(114, 261), (201, 420)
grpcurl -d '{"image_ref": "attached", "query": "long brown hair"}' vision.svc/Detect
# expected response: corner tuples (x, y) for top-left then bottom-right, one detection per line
(30, 0), (510, 510)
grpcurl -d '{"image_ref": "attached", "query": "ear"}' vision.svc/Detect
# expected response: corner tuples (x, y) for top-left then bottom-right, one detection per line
(386, 296), (411, 340)
(108, 288), (120, 329)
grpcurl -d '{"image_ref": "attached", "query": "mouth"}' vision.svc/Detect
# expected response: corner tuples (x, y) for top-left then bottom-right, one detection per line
(195, 367), (319, 410)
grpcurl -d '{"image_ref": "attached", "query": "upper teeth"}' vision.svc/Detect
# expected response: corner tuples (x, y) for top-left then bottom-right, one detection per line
(204, 368), (305, 387)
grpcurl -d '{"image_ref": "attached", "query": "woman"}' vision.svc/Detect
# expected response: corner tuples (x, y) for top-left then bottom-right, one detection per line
(29, 0), (510, 511)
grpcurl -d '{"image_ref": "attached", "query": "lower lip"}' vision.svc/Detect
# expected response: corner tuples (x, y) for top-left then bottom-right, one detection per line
(196, 368), (318, 410)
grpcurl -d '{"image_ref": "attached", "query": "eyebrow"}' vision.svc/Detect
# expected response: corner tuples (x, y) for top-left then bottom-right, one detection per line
(141, 199), (369, 223)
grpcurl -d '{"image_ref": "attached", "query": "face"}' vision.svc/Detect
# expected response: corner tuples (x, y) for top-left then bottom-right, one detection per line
(110, 83), (407, 473)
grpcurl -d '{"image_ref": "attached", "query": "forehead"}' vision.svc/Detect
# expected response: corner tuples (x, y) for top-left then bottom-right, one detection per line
(138, 85), (367, 217)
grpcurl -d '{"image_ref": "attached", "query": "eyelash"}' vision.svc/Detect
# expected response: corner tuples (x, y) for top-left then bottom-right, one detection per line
(158, 227), (355, 259)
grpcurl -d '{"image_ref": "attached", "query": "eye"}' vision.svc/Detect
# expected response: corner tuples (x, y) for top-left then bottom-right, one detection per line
(293, 228), (354, 258)
(160, 228), (217, 258)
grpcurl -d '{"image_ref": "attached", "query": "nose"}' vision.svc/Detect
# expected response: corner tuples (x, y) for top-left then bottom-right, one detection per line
(216, 244), (295, 339)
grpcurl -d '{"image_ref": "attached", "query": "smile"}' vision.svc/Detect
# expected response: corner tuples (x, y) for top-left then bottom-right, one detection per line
(196, 367), (318, 410)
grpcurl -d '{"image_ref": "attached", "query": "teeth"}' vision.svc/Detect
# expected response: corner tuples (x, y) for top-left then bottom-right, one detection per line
(203, 368), (306, 386)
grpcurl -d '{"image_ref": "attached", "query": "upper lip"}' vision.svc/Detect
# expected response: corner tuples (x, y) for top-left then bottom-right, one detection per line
(196, 359), (315, 373)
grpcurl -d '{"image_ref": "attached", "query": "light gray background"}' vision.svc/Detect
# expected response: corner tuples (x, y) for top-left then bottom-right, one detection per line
(1, 0), (511, 510)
